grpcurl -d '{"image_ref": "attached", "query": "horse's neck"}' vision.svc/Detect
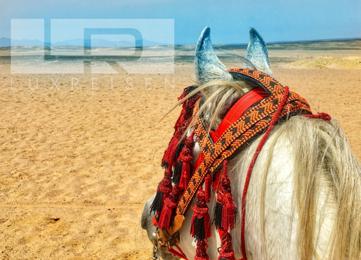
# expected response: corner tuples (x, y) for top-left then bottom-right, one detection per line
(182, 118), (337, 260)
(237, 120), (337, 260)
(230, 125), (299, 259)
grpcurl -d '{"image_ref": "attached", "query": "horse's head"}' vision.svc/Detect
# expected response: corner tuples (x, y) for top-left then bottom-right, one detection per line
(141, 26), (271, 259)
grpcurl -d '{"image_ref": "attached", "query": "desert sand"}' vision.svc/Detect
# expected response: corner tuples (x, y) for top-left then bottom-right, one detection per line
(0, 49), (360, 259)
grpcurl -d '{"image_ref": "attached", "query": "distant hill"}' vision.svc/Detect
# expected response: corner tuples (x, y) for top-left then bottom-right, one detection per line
(0, 37), (44, 47)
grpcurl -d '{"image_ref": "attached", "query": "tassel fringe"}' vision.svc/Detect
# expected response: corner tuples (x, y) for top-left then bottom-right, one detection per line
(214, 161), (236, 260)
(191, 189), (210, 260)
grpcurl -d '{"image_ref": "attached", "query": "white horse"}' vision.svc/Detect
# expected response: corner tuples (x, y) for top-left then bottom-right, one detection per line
(141, 27), (361, 260)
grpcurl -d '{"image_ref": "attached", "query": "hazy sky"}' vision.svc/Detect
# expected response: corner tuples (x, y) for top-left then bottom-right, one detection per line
(1, 0), (361, 44)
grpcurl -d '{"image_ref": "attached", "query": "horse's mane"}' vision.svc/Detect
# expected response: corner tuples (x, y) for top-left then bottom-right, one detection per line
(283, 115), (361, 259)
(181, 79), (361, 259)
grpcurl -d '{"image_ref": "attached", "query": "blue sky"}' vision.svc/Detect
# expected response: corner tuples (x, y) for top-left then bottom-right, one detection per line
(1, 0), (361, 44)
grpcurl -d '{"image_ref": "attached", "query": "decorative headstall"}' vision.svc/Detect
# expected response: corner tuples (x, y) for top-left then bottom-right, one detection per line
(150, 68), (330, 260)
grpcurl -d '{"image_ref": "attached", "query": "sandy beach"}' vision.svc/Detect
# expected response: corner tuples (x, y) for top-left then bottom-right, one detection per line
(0, 47), (360, 259)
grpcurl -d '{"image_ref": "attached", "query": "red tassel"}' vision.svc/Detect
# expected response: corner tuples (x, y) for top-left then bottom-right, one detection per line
(191, 190), (211, 240)
(195, 240), (209, 260)
(150, 176), (172, 215)
(214, 161), (236, 260)
(178, 134), (194, 190)
(178, 151), (192, 189)
(216, 161), (236, 231)
(221, 193), (236, 231)
(179, 161), (190, 190)
(162, 135), (179, 168)
(157, 186), (181, 229)
(158, 196), (177, 229)
(218, 231), (235, 260)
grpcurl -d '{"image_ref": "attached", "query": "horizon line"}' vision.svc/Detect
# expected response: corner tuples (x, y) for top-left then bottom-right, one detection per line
(1, 36), (360, 48)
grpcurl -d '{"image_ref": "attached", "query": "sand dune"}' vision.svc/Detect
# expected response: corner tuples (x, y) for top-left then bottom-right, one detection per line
(0, 50), (360, 259)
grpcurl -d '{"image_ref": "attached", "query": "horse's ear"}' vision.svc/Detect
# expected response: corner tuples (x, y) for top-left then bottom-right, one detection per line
(195, 27), (233, 84)
(246, 28), (272, 75)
